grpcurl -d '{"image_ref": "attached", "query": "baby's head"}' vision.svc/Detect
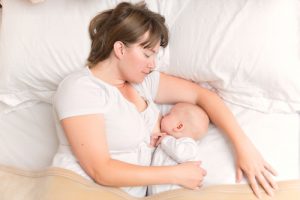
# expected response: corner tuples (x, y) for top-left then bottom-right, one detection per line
(160, 103), (209, 140)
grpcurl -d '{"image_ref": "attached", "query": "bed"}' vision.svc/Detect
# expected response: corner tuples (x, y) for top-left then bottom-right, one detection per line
(0, 0), (300, 199)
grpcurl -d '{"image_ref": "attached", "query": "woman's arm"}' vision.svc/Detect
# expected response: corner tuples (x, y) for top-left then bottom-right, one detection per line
(155, 72), (278, 198)
(61, 114), (206, 188)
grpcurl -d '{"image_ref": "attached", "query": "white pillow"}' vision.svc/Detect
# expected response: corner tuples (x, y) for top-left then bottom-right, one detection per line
(0, 0), (113, 112)
(28, 0), (44, 4)
(0, 0), (181, 114)
(164, 0), (300, 113)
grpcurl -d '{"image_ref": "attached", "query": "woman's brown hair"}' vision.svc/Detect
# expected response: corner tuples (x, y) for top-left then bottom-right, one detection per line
(87, 1), (169, 68)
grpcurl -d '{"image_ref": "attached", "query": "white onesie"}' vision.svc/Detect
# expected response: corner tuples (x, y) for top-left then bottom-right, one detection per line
(51, 67), (160, 197)
(148, 135), (199, 195)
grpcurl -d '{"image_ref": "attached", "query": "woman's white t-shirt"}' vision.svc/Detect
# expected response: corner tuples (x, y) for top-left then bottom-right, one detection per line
(52, 67), (160, 197)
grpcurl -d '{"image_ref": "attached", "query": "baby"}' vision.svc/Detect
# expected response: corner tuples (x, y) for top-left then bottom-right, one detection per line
(148, 102), (210, 195)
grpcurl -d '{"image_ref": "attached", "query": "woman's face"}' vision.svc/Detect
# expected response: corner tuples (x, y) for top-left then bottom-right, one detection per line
(120, 37), (160, 83)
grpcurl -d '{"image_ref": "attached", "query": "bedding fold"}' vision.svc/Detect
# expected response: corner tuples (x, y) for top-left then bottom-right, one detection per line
(0, 165), (299, 200)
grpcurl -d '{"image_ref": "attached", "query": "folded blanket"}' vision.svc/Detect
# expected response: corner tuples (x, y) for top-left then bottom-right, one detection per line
(0, 165), (299, 200)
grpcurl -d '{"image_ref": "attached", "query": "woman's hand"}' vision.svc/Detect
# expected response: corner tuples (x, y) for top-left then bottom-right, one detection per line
(235, 138), (278, 199)
(175, 161), (207, 189)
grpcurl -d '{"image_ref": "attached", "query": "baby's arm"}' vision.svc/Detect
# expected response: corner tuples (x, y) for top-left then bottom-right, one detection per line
(160, 135), (198, 163)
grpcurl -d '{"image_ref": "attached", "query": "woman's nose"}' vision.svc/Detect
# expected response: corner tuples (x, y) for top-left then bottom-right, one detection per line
(148, 58), (156, 69)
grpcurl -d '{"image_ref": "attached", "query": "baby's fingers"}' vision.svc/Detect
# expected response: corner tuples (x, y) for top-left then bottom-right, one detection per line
(150, 136), (158, 147)
(150, 132), (166, 147)
(155, 133), (167, 146)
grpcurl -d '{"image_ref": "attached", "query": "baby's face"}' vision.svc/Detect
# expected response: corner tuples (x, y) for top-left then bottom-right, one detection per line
(160, 112), (177, 136)
(160, 111), (187, 138)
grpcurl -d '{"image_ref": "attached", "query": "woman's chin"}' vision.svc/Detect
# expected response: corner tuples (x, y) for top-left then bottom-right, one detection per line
(131, 76), (146, 84)
(130, 79), (143, 84)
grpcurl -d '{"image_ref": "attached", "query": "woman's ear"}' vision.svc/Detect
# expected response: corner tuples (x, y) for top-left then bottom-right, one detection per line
(113, 41), (125, 59)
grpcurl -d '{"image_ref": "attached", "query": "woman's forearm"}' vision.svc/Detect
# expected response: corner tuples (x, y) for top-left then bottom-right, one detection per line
(195, 89), (248, 148)
(91, 158), (176, 187)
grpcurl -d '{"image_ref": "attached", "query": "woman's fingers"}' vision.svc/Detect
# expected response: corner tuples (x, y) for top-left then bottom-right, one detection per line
(246, 167), (278, 199)
(196, 182), (203, 189)
(178, 161), (207, 190)
(202, 168), (207, 176)
(193, 161), (207, 176)
(248, 175), (261, 199)
(262, 160), (278, 190)
(262, 169), (278, 190)
(264, 161), (278, 176)
(194, 177), (204, 189)
(236, 168), (243, 183)
(235, 144), (278, 198)
(256, 172), (274, 197)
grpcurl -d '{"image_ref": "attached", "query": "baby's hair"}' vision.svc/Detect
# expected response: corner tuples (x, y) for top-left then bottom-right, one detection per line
(87, 1), (169, 68)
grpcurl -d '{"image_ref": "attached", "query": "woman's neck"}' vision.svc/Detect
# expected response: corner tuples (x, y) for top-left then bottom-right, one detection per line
(90, 59), (126, 88)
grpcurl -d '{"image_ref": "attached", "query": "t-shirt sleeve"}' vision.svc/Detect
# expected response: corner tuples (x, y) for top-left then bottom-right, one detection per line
(54, 76), (109, 120)
(142, 70), (160, 100)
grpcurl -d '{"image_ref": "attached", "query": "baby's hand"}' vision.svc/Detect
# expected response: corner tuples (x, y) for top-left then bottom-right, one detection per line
(150, 132), (167, 147)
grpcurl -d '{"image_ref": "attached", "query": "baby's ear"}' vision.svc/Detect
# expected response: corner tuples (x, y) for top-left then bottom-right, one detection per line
(175, 122), (184, 132)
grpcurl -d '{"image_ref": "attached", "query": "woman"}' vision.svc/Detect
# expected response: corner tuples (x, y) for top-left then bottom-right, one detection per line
(52, 2), (277, 198)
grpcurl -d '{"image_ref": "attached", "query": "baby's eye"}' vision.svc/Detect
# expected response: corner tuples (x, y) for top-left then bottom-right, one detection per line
(144, 53), (151, 58)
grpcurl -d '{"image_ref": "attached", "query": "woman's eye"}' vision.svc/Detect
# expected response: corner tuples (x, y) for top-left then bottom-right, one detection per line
(144, 53), (151, 58)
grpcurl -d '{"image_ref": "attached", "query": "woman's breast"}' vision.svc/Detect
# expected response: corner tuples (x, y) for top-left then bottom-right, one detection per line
(104, 102), (148, 151)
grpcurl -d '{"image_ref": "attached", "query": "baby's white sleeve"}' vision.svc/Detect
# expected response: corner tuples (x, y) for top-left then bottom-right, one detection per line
(160, 136), (198, 163)
(54, 76), (109, 120)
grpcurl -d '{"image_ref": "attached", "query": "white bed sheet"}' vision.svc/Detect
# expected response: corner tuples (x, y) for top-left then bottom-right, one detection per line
(1, 101), (298, 184)
(0, 102), (58, 170)
(200, 101), (299, 185)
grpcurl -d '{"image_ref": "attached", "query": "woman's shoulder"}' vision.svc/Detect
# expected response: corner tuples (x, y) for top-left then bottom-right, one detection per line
(54, 68), (112, 119)
(57, 68), (109, 94)
(54, 67), (113, 106)
(58, 68), (92, 89)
